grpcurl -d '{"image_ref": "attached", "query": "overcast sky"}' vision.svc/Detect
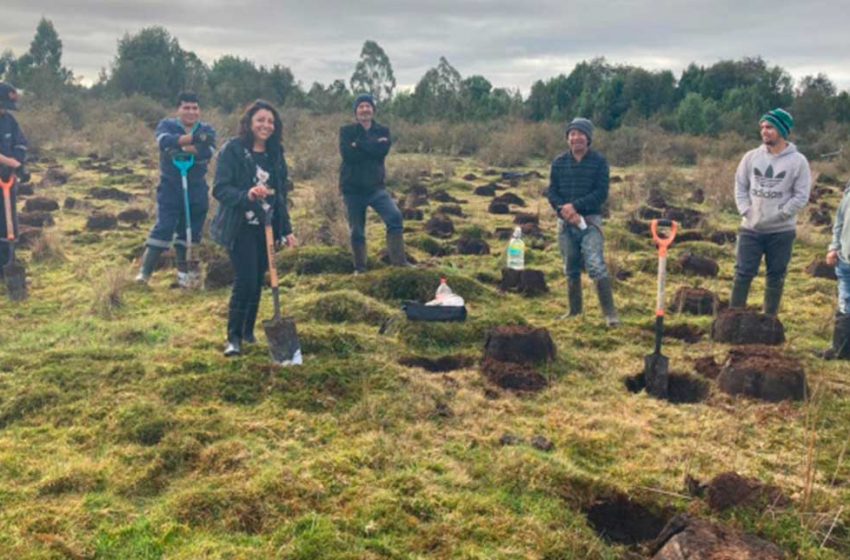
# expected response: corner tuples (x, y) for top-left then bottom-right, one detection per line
(3, 1), (849, 94)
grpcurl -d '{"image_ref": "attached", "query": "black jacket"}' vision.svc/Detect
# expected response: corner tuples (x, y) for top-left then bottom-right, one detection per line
(210, 138), (292, 250)
(339, 121), (391, 195)
(546, 149), (610, 217)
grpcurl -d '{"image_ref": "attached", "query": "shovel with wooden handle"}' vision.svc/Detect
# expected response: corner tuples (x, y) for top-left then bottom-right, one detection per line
(0, 172), (27, 301)
(644, 219), (678, 398)
(172, 152), (202, 289)
(260, 195), (302, 366)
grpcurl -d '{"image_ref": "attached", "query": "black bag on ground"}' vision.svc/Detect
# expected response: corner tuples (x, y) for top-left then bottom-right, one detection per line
(403, 301), (467, 322)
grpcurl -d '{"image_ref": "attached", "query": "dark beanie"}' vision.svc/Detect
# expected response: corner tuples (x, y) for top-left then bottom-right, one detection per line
(353, 94), (376, 113)
(565, 117), (594, 145)
(759, 108), (794, 139)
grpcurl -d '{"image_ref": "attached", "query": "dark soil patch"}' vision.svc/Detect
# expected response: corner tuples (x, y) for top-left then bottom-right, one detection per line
(610, 175), (623, 183)
(711, 310), (785, 345)
(404, 193), (429, 208)
(456, 236), (490, 255)
(585, 493), (667, 546)
(705, 472), (789, 512)
(672, 287), (717, 315)
(625, 372), (710, 404)
(499, 433), (522, 446)
(399, 354), (475, 372)
(401, 207), (424, 220)
(717, 345), (807, 402)
(41, 166), (70, 186)
(647, 188), (669, 208)
(488, 201), (510, 214)
(500, 268), (549, 297)
(530, 435), (554, 452)
(662, 323), (704, 343)
(689, 188), (705, 204)
(693, 356), (720, 379)
(483, 325), (555, 364)
(678, 253), (719, 277)
(493, 192), (526, 207)
(481, 357), (548, 392)
(425, 215), (455, 238)
(16, 183), (34, 196)
(437, 204), (465, 217)
(513, 212), (539, 226)
(89, 186), (132, 202)
(407, 183), (429, 197)
(615, 268), (633, 281)
(205, 256), (234, 289)
(63, 197), (80, 210)
(663, 206), (703, 228)
(494, 227), (514, 240)
(637, 205), (663, 220)
(651, 515), (785, 560)
(806, 258), (837, 280)
(432, 190), (462, 203)
(473, 184), (497, 196)
(18, 211), (54, 227)
(483, 169), (500, 176)
(520, 223), (544, 238)
(85, 212), (118, 231)
(626, 218), (650, 235)
(708, 230), (737, 245)
(674, 230), (705, 243)
(16, 225), (42, 248)
(23, 197), (59, 213)
(462, 173), (477, 181)
(118, 208), (150, 224)
(809, 206), (832, 226)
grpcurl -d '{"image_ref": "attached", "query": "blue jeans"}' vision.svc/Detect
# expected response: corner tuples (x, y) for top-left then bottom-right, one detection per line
(734, 228), (796, 282)
(557, 214), (609, 280)
(837, 260), (850, 314)
(343, 189), (403, 245)
(146, 180), (209, 249)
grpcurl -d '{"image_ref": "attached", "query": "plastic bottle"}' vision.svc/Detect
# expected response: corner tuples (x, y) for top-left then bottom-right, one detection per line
(435, 277), (453, 301)
(506, 227), (525, 270)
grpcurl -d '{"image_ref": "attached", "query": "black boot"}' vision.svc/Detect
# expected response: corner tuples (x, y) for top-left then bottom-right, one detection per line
(136, 246), (164, 284)
(824, 312), (850, 360)
(564, 278), (583, 317)
(763, 277), (785, 316)
(352, 241), (367, 274)
(386, 231), (411, 267)
(730, 275), (752, 309)
(595, 277), (620, 327)
(225, 299), (246, 356)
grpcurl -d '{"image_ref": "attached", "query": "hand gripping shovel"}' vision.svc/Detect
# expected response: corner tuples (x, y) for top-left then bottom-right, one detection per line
(260, 197), (302, 366)
(0, 173), (27, 301)
(644, 219), (678, 398)
(172, 152), (202, 289)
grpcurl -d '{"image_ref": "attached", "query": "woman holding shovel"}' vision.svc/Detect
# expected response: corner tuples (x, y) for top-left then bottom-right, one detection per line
(211, 100), (297, 357)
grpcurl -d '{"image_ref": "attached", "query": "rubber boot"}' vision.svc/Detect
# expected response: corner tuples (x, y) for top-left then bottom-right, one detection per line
(561, 278), (583, 318)
(823, 312), (850, 360)
(242, 302), (259, 344)
(352, 241), (368, 274)
(225, 299), (246, 356)
(729, 275), (752, 309)
(595, 277), (620, 327)
(136, 246), (164, 284)
(763, 277), (785, 316)
(175, 244), (188, 272)
(387, 231), (411, 267)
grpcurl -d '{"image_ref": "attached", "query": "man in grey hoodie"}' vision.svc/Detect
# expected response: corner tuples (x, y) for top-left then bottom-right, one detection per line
(730, 108), (811, 316)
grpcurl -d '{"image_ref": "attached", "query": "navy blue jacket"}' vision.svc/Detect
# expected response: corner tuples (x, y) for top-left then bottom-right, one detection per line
(546, 150), (610, 217)
(0, 112), (27, 164)
(155, 118), (216, 187)
(210, 138), (292, 250)
(339, 121), (391, 195)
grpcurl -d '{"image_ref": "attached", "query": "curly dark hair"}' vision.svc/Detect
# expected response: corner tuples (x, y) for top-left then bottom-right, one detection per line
(237, 99), (283, 156)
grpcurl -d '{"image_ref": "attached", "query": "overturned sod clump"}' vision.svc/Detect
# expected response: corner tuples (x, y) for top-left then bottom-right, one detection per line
(473, 184), (497, 196)
(704, 471), (789, 512)
(717, 345), (807, 402)
(399, 354), (475, 372)
(651, 515), (785, 560)
(625, 371), (710, 404)
(483, 325), (556, 364)
(678, 252), (719, 277)
(584, 492), (668, 545)
(672, 287), (718, 315)
(806, 258), (837, 280)
(456, 236), (490, 255)
(23, 196), (60, 212)
(488, 201), (510, 214)
(117, 207), (150, 224)
(89, 186), (133, 201)
(709, 230), (737, 245)
(432, 190), (462, 203)
(658, 322), (704, 343)
(493, 192), (526, 207)
(499, 268), (549, 296)
(401, 207), (423, 220)
(85, 211), (119, 231)
(711, 309), (785, 345)
(425, 214), (455, 238)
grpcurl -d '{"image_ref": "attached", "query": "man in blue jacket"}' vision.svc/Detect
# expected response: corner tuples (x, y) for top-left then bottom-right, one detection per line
(136, 91), (216, 286)
(339, 94), (407, 273)
(0, 82), (28, 278)
(547, 117), (619, 327)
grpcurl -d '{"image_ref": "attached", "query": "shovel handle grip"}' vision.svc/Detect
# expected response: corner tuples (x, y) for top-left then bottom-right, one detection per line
(1, 175), (15, 241)
(651, 219), (677, 258)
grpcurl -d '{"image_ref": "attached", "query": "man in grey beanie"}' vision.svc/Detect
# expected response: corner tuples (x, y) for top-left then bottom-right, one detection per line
(546, 117), (619, 326)
(729, 108), (811, 316)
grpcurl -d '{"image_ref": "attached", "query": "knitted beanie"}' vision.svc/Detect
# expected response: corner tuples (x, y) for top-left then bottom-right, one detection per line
(565, 117), (594, 145)
(353, 94), (376, 113)
(760, 108), (794, 138)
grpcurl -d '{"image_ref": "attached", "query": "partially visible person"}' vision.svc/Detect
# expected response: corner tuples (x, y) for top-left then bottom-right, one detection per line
(339, 93), (408, 273)
(0, 82), (28, 277)
(729, 108), (811, 316)
(547, 117), (619, 327)
(823, 179), (850, 359)
(136, 91), (216, 286)
(211, 99), (296, 357)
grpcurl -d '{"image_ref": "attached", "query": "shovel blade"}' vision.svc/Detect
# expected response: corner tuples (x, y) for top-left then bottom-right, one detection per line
(263, 316), (302, 366)
(644, 352), (669, 398)
(3, 260), (27, 301)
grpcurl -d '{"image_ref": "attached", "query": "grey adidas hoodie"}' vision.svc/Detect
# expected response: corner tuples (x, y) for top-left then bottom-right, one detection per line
(829, 182), (850, 263)
(735, 142), (811, 233)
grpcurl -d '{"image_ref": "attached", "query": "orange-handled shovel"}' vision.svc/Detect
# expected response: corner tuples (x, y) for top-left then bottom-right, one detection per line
(644, 219), (678, 398)
(0, 172), (27, 301)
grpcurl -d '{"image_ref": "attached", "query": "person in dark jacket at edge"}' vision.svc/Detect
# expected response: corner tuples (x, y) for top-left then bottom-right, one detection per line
(136, 91), (216, 287)
(211, 99), (297, 357)
(0, 82), (29, 279)
(339, 93), (408, 273)
(547, 117), (620, 327)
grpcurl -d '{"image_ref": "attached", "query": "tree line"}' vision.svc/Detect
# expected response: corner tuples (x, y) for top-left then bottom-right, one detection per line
(3, 18), (850, 138)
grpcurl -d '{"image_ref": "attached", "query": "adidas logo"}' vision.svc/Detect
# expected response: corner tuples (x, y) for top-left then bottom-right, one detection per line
(754, 165), (786, 189)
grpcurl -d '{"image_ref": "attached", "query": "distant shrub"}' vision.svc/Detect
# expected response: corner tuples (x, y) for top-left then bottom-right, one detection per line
(111, 94), (167, 128)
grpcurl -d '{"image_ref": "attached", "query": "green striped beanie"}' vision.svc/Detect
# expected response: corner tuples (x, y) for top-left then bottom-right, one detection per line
(759, 108), (794, 138)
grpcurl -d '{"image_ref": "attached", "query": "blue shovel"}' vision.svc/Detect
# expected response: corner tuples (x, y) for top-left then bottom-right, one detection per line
(171, 152), (201, 288)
